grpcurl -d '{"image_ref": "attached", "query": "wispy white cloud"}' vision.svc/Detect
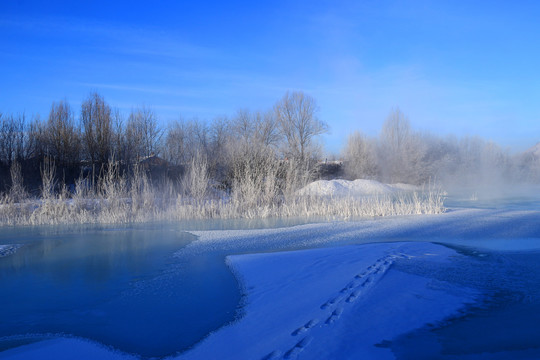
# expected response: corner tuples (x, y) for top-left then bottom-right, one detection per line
(0, 16), (219, 60)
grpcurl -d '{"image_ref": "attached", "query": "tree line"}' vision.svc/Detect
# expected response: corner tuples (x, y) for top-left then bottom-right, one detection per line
(2, 91), (538, 197)
(0, 91), (328, 194)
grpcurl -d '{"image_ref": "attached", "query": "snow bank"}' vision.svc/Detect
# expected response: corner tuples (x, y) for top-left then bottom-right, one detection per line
(296, 179), (419, 197)
(176, 242), (478, 360)
(183, 208), (540, 255)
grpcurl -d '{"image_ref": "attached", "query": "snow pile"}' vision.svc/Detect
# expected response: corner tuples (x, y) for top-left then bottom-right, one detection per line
(296, 179), (419, 197)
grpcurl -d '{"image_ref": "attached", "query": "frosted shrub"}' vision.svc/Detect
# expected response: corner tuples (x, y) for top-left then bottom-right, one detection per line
(183, 153), (210, 202)
(8, 161), (27, 203)
(280, 187), (445, 219)
(40, 158), (56, 201)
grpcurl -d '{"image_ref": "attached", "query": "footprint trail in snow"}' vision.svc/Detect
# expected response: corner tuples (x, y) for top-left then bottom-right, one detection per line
(266, 252), (405, 359)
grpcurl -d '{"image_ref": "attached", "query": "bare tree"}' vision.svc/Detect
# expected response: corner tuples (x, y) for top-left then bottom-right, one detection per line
(274, 91), (328, 163)
(209, 116), (230, 156)
(126, 106), (162, 162)
(378, 108), (427, 184)
(162, 120), (187, 166)
(110, 108), (125, 163)
(45, 100), (81, 166)
(25, 115), (46, 160)
(162, 118), (208, 166)
(233, 109), (280, 148)
(343, 131), (379, 180)
(0, 113), (25, 165)
(183, 118), (209, 162)
(81, 92), (113, 165)
(256, 110), (281, 148)
(208, 116), (232, 179)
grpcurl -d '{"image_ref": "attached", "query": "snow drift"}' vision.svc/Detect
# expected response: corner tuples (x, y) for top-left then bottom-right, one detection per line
(296, 179), (419, 197)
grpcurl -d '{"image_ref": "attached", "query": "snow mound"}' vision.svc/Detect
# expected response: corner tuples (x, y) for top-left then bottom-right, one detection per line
(297, 179), (419, 197)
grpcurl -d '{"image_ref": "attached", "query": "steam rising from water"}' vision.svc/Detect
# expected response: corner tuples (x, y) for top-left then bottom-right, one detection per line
(342, 109), (540, 203)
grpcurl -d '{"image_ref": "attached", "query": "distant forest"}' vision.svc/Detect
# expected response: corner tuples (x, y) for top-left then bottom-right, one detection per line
(1, 90), (539, 195)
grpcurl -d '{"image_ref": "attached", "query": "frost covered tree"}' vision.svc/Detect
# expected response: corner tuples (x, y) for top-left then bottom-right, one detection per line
(378, 109), (427, 184)
(162, 118), (209, 166)
(226, 110), (277, 183)
(274, 91), (328, 163)
(343, 131), (379, 180)
(162, 120), (187, 166)
(125, 106), (162, 162)
(183, 152), (210, 201)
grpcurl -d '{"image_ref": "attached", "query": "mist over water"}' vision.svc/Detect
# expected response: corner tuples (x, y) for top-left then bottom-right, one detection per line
(342, 109), (540, 208)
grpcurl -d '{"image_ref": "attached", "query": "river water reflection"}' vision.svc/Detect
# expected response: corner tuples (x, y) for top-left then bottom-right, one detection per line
(0, 218), (311, 358)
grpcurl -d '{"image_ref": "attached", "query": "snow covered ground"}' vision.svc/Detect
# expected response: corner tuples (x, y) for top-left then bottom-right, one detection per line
(3, 206), (540, 359)
(177, 242), (478, 360)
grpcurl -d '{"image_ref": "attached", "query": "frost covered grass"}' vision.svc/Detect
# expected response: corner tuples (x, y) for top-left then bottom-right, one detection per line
(172, 189), (445, 221)
(0, 186), (445, 226)
(0, 187), (445, 226)
(0, 161), (445, 226)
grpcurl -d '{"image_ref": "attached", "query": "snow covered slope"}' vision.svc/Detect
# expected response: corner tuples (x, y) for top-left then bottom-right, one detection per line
(296, 179), (419, 197)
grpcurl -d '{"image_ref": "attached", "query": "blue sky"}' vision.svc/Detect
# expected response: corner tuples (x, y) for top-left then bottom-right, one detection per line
(2, 0), (540, 153)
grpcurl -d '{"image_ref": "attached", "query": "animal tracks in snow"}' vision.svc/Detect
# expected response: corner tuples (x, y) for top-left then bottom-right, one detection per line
(283, 336), (313, 359)
(291, 319), (319, 336)
(268, 252), (402, 359)
(325, 307), (343, 325)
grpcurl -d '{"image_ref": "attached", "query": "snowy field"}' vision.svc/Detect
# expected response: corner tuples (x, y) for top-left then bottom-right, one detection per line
(2, 204), (540, 359)
(178, 242), (479, 360)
